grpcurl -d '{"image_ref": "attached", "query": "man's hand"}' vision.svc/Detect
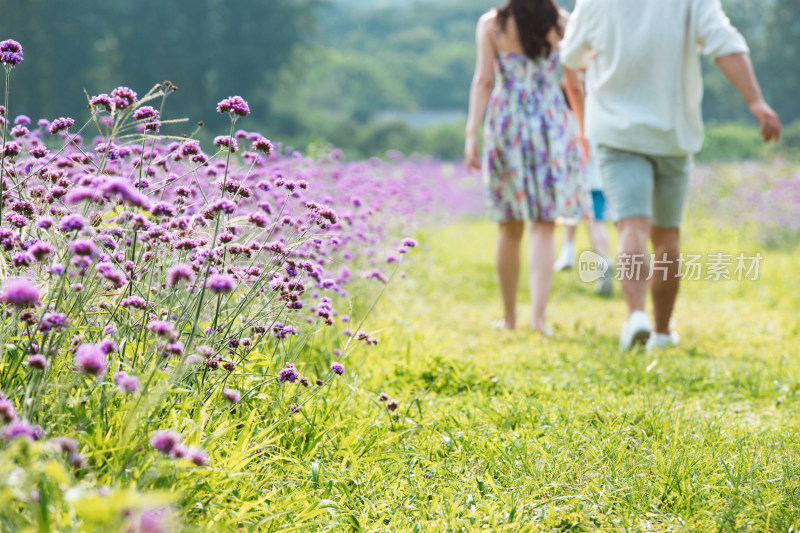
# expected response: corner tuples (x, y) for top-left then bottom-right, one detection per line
(465, 136), (481, 171)
(749, 99), (781, 143)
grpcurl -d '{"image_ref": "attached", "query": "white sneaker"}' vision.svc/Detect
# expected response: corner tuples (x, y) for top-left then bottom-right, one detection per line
(620, 311), (651, 350)
(595, 258), (614, 296)
(646, 331), (680, 351)
(554, 243), (575, 271)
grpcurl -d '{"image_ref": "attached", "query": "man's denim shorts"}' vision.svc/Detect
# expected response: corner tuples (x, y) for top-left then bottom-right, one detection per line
(596, 145), (693, 229)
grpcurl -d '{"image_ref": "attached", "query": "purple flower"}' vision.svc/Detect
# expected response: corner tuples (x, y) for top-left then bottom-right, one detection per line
(167, 264), (194, 287)
(402, 238), (418, 248)
(100, 178), (152, 210)
(223, 388), (240, 404)
(2, 142), (21, 158)
(111, 86), (138, 110)
(70, 239), (97, 257)
(48, 117), (75, 134)
(29, 144), (49, 159)
(190, 447), (209, 466)
(0, 398), (17, 423)
(165, 342), (184, 358)
(113, 371), (140, 394)
(121, 296), (147, 309)
(99, 338), (117, 354)
(40, 312), (69, 333)
(206, 274), (236, 294)
(331, 362), (345, 375)
(0, 39), (23, 67)
(277, 362), (299, 383)
(216, 96), (250, 117)
(0, 277), (40, 308)
(64, 186), (102, 204)
(27, 354), (48, 369)
(147, 320), (174, 337)
(90, 93), (114, 113)
(367, 270), (388, 284)
(10, 125), (28, 137)
(2, 419), (37, 441)
(58, 213), (87, 232)
(28, 241), (54, 261)
(14, 115), (30, 125)
(50, 437), (79, 454)
(252, 137), (273, 154)
(74, 344), (107, 378)
(386, 399), (399, 411)
(133, 106), (161, 132)
(213, 136), (238, 152)
(150, 429), (182, 455)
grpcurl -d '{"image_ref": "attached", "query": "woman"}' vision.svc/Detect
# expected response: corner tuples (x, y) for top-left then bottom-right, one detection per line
(465, 0), (591, 333)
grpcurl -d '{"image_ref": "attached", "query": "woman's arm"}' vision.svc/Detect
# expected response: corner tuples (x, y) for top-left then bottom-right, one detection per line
(465, 13), (496, 170)
(563, 68), (585, 136)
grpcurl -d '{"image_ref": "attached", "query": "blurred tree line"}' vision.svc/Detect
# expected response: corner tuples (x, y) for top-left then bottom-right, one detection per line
(0, 0), (797, 159)
(0, 0), (318, 134)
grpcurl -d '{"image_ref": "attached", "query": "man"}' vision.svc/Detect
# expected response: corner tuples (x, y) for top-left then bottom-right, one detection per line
(560, 0), (781, 350)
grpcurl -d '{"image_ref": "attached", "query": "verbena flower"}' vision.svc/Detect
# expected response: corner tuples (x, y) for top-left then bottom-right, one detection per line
(113, 371), (140, 394)
(0, 39), (23, 67)
(252, 137), (273, 154)
(223, 388), (240, 404)
(27, 355), (48, 369)
(190, 448), (209, 466)
(74, 344), (107, 378)
(29, 144), (49, 159)
(90, 94), (114, 113)
(150, 429), (182, 455)
(133, 106), (161, 132)
(58, 213), (87, 232)
(2, 142), (21, 158)
(331, 362), (345, 375)
(2, 419), (37, 441)
(101, 178), (151, 210)
(0, 398), (17, 423)
(206, 274), (235, 294)
(111, 86), (137, 110)
(213, 136), (238, 153)
(167, 264), (194, 287)
(277, 363), (299, 383)
(0, 277), (40, 308)
(216, 95), (250, 117)
(48, 117), (75, 134)
(70, 239), (97, 257)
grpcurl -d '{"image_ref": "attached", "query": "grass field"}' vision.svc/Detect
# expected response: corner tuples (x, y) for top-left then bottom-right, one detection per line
(270, 216), (800, 531)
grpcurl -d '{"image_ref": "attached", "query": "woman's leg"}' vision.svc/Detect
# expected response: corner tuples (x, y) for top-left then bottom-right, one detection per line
(529, 221), (555, 331)
(497, 220), (525, 329)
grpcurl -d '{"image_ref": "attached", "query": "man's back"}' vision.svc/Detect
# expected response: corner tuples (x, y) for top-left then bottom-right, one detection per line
(561, 0), (748, 156)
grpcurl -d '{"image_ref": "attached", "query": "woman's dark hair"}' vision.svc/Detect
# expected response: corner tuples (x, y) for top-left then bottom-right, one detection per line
(497, 0), (562, 60)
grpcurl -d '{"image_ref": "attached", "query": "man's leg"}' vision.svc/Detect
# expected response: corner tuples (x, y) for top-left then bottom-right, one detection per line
(650, 226), (680, 334)
(617, 216), (651, 313)
(648, 154), (692, 340)
(596, 146), (656, 348)
(497, 220), (525, 329)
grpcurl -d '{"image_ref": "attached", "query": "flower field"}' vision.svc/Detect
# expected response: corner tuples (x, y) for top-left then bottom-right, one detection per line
(1, 38), (800, 532)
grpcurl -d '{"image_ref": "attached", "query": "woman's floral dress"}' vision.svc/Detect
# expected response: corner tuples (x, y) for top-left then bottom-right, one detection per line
(482, 50), (591, 222)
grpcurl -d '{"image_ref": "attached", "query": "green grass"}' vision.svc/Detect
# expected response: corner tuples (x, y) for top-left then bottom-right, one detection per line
(248, 216), (800, 531)
(4, 212), (798, 532)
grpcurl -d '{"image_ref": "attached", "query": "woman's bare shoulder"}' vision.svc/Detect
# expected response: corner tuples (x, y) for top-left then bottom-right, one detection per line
(478, 8), (498, 26)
